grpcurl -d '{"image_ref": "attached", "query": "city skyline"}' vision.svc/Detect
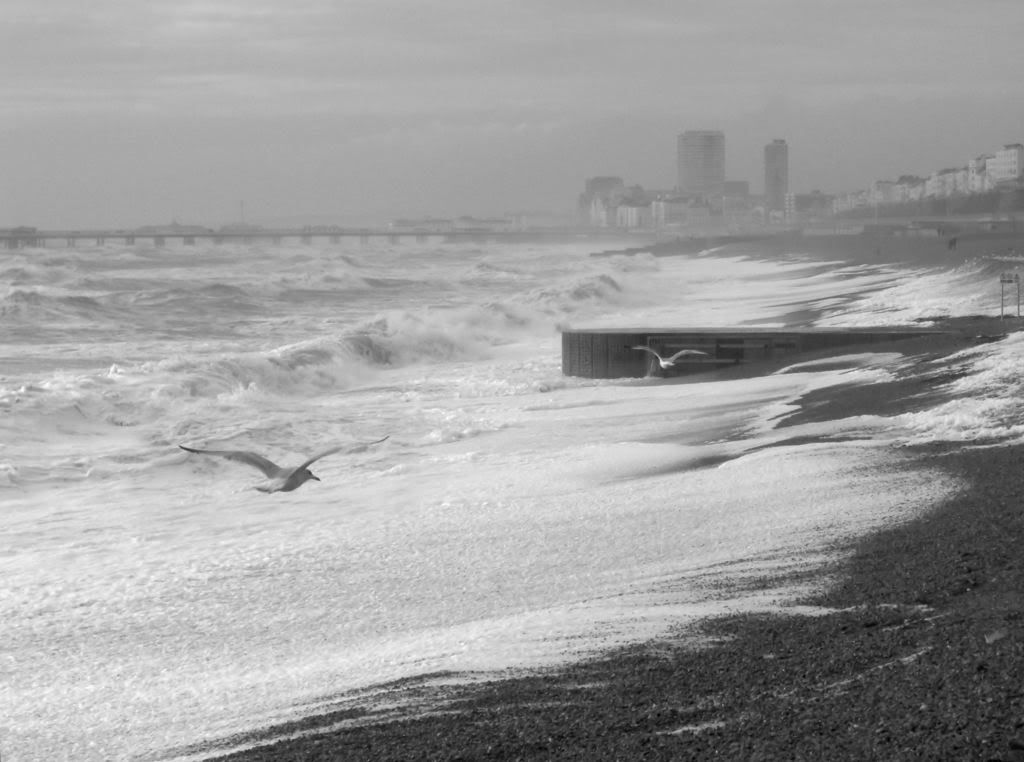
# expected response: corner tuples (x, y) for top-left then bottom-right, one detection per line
(3, 1), (1024, 228)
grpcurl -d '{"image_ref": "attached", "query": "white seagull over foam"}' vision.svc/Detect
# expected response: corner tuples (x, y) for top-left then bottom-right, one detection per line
(631, 345), (710, 369)
(179, 436), (388, 493)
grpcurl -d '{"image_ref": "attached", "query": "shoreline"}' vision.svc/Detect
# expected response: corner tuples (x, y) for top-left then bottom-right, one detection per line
(207, 318), (1024, 761)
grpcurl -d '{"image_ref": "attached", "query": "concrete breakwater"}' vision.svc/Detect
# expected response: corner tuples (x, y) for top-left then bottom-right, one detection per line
(561, 326), (949, 378)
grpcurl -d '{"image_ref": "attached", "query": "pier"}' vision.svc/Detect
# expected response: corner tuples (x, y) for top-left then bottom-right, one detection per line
(0, 227), (655, 250)
(561, 326), (949, 378)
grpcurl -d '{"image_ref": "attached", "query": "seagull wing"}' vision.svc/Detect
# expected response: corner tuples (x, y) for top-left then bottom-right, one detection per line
(297, 436), (389, 471)
(665, 349), (710, 362)
(179, 445), (283, 477)
(631, 345), (662, 359)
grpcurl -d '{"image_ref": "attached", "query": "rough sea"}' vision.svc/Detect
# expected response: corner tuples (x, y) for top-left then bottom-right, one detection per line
(2, 237), (1023, 760)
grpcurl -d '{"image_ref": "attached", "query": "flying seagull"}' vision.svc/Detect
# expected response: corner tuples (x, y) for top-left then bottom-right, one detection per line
(631, 345), (710, 369)
(179, 436), (388, 493)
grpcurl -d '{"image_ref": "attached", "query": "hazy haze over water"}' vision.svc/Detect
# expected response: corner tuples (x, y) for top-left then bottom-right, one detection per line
(3, 1), (1024, 227)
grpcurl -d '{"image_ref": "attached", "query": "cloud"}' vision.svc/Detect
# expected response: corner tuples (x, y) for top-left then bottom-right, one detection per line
(4, 0), (1022, 124)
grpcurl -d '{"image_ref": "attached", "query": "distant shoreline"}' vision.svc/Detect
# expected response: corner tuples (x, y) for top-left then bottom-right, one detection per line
(596, 225), (1024, 268)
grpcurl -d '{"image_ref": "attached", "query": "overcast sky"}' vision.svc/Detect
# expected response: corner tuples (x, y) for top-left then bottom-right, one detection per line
(3, 0), (1024, 228)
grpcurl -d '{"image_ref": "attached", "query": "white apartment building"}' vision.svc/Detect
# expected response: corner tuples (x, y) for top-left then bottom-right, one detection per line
(890, 176), (926, 203)
(990, 144), (1024, 184)
(651, 198), (688, 227)
(832, 189), (870, 214)
(588, 196), (616, 227)
(893, 181), (917, 203)
(870, 180), (898, 205)
(924, 168), (969, 198)
(969, 154), (994, 193)
(616, 201), (652, 229)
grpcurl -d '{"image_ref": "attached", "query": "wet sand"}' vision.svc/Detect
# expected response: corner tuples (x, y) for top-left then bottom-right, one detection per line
(209, 317), (1024, 761)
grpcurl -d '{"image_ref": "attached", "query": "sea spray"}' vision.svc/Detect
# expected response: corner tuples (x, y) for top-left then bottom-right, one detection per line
(0, 237), (992, 760)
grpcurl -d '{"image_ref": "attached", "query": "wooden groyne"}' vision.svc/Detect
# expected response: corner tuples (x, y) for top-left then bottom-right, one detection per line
(561, 326), (948, 378)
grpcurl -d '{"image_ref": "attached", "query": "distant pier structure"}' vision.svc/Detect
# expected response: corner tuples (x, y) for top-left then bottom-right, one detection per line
(0, 226), (654, 250)
(561, 326), (946, 378)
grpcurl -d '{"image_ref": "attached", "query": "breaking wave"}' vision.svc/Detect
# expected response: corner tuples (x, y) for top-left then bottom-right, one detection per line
(1, 289), (111, 320)
(526, 273), (624, 312)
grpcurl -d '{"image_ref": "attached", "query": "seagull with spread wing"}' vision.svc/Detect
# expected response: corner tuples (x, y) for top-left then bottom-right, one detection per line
(631, 345), (710, 369)
(179, 436), (388, 493)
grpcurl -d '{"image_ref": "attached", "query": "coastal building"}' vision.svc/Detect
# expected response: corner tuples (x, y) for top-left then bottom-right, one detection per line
(721, 180), (755, 225)
(831, 137), (1024, 217)
(792, 191), (834, 222)
(651, 196), (712, 229)
(578, 176), (626, 226)
(587, 196), (617, 227)
(651, 197), (689, 228)
(990, 144), (1024, 185)
(969, 155), (994, 194)
(616, 201), (653, 229)
(832, 189), (870, 215)
(871, 180), (898, 206)
(677, 130), (725, 204)
(894, 175), (926, 203)
(925, 168), (969, 199)
(763, 139), (789, 213)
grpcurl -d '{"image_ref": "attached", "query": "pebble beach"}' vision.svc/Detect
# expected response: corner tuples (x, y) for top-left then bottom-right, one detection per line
(211, 315), (1024, 761)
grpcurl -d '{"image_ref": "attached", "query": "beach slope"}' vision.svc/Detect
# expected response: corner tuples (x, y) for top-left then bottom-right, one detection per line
(214, 319), (1024, 762)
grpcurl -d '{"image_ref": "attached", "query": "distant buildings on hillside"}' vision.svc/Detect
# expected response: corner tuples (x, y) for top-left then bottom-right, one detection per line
(833, 143), (1024, 216)
(578, 128), (1024, 232)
